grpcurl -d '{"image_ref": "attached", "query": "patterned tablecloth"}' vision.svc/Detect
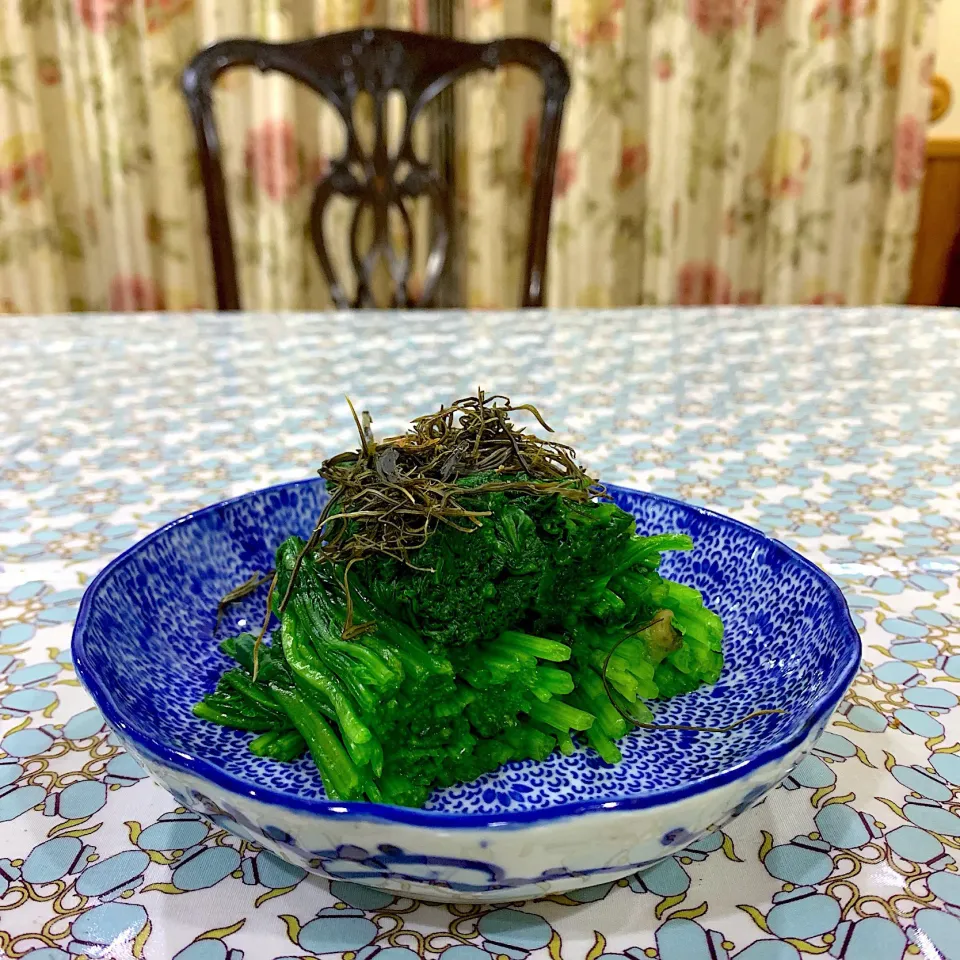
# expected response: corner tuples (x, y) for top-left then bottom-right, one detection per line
(1, 308), (959, 960)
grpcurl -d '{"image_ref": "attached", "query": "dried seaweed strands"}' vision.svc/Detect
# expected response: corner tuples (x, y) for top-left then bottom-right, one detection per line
(275, 392), (602, 635)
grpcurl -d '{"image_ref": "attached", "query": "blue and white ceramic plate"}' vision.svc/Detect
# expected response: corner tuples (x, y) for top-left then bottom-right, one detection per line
(72, 479), (860, 902)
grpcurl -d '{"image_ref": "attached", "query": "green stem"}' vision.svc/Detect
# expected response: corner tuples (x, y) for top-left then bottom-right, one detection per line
(535, 666), (575, 695)
(528, 699), (595, 731)
(268, 730), (308, 762)
(192, 702), (278, 732)
(249, 729), (307, 761)
(222, 670), (286, 717)
(280, 615), (372, 745)
(495, 631), (571, 662)
(586, 726), (623, 765)
(503, 725), (556, 762)
(577, 670), (629, 739)
(269, 683), (363, 801)
(611, 534), (692, 579)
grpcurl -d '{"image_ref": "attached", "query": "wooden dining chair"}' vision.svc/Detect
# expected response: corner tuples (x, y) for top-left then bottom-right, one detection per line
(182, 29), (570, 311)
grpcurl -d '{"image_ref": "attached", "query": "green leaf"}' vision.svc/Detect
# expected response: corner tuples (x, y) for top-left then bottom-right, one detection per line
(59, 224), (83, 259)
(0, 56), (29, 103)
(553, 220), (572, 251)
(648, 221), (664, 258)
(19, 0), (50, 26)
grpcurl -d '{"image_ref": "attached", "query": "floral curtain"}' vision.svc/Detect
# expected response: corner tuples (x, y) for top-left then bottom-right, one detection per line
(0, 0), (938, 313)
(458, 0), (939, 307)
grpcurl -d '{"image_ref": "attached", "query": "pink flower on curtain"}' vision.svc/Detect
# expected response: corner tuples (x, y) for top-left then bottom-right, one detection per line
(411, 0), (429, 32)
(146, 0), (194, 33)
(687, 0), (748, 36)
(574, 18), (619, 45)
(676, 262), (732, 305)
(881, 48), (901, 88)
(0, 135), (49, 204)
(85, 207), (99, 241)
(616, 142), (649, 190)
(893, 115), (925, 192)
(810, 0), (876, 41)
(736, 290), (763, 305)
(920, 52), (935, 84)
(654, 53), (674, 81)
(759, 131), (811, 199)
(804, 292), (846, 305)
(75, 0), (134, 30)
(753, 0), (786, 32)
(593, 18), (619, 42)
(571, 0), (623, 45)
(38, 58), (62, 86)
(245, 120), (302, 201)
(108, 276), (165, 312)
(554, 151), (578, 197)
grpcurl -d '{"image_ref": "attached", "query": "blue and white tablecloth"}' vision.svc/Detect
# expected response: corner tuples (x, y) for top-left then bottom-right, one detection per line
(1, 308), (959, 960)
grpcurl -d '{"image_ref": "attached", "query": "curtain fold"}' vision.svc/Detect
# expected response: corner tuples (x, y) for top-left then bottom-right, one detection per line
(0, 0), (937, 313)
(455, 0), (937, 307)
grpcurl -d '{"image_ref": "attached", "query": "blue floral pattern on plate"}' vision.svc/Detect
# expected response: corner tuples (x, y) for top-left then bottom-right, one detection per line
(71, 478), (859, 826)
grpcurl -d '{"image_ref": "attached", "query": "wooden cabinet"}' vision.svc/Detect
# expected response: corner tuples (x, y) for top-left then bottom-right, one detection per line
(909, 139), (960, 305)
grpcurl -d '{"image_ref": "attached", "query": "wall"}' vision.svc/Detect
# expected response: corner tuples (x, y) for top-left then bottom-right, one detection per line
(932, 2), (960, 139)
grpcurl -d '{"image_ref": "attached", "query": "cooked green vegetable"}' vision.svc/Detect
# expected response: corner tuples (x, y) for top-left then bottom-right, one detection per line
(194, 394), (724, 807)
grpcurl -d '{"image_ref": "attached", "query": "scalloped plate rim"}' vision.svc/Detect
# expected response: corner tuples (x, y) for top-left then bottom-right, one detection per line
(71, 477), (861, 830)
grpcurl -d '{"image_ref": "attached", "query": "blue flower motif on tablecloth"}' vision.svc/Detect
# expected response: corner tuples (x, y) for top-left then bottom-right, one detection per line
(74, 850), (150, 902)
(2, 656), (62, 687)
(751, 498), (835, 540)
(838, 593), (876, 631)
(0, 581), (85, 636)
(877, 609), (957, 660)
(626, 856), (691, 900)
(655, 918), (729, 960)
(836, 700), (889, 733)
(0, 517), (142, 564)
(27, 478), (150, 518)
(174, 937), (244, 960)
(823, 538), (887, 564)
(284, 907), (379, 957)
(138, 500), (205, 526)
(0, 506), (30, 532)
(68, 901), (150, 958)
(2, 309), (960, 955)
